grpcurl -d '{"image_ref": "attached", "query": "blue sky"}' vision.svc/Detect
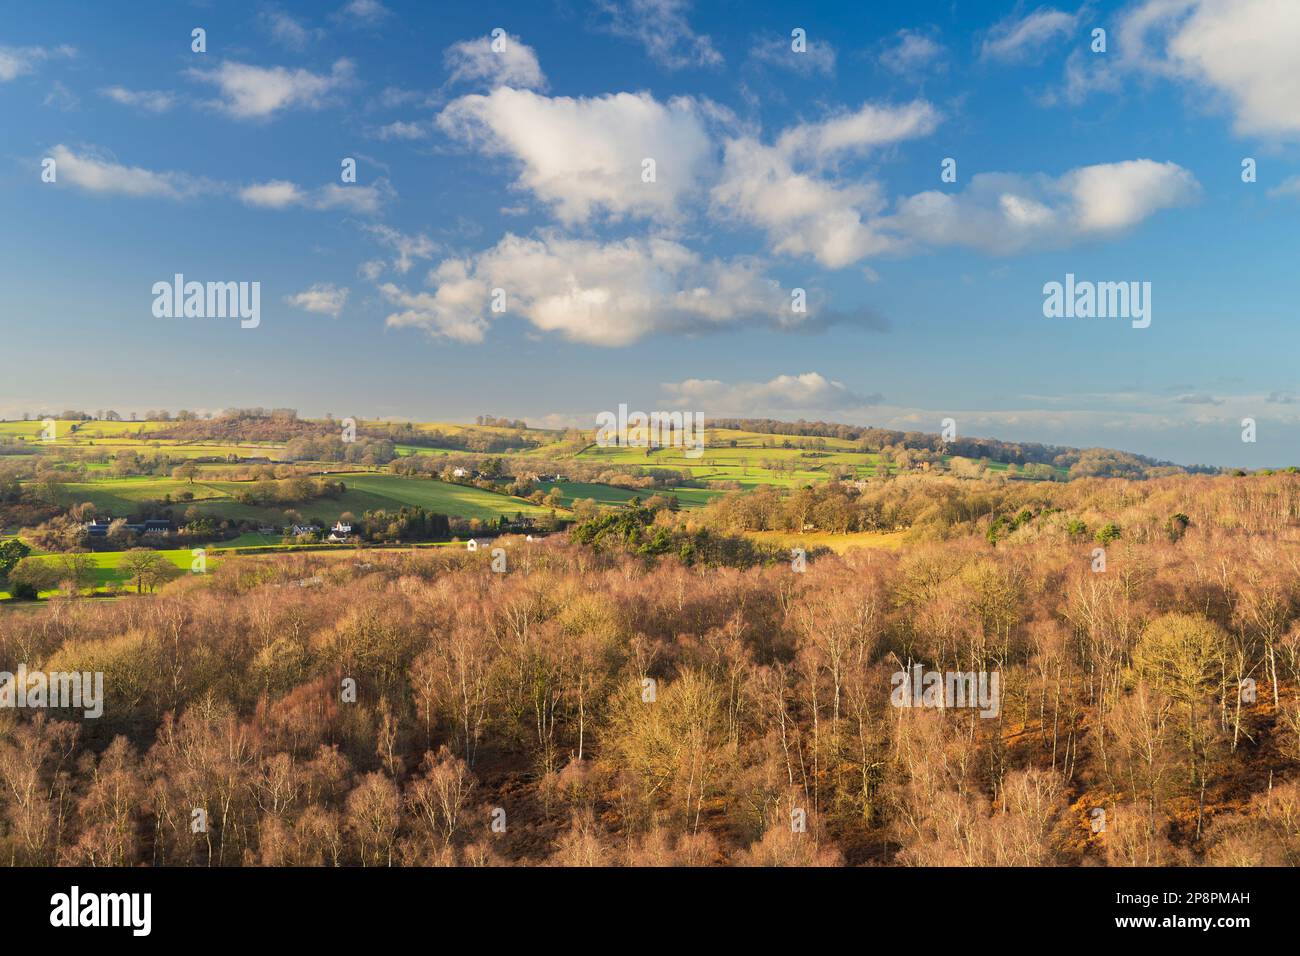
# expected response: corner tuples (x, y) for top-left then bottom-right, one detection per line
(3, 0), (1300, 466)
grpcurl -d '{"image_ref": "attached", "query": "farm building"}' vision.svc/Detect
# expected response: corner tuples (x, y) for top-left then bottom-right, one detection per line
(84, 517), (172, 537)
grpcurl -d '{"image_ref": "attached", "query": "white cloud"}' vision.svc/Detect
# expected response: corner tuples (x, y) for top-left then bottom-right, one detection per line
(981, 7), (1079, 63)
(241, 179), (392, 214)
(444, 31), (547, 90)
(236, 180), (301, 209)
(711, 101), (939, 268)
(1047, 48), (1122, 106)
(338, 0), (391, 25)
(1268, 174), (1300, 199)
(100, 86), (176, 113)
(852, 390), (1300, 461)
(868, 403), (1177, 441)
(596, 0), (723, 70)
(380, 262), (491, 344)
(748, 34), (836, 77)
(0, 44), (74, 82)
(46, 144), (203, 199)
(386, 232), (800, 346)
(887, 159), (1200, 253)
(285, 283), (349, 316)
(373, 120), (429, 140)
(0, 48), (36, 81)
(362, 224), (438, 274)
(1174, 392), (1223, 406)
(881, 30), (945, 74)
(438, 88), (715, 225)
(712, 138), (895, 268)
(1120, 0), (1300, 138)
(239, 180), (305, 208)
(1066, 159), (1198, 231)
(314, 181), (391, 214)
(1046, 0), (1300, 138)
(662, 372), (878, 415)
(49, 145), (390, 211)
(774, 100), (941, 164)
(42, 81), (77, 111)
(261, 11), (317, 50)
(376, 86), (426, 109)
(188, 59), (354, 119)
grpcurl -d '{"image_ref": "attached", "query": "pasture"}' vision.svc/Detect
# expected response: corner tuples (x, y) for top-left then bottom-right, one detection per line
(7, 415), (1071, 544)
(537, 480), (719, 509)
(50, 472), (564, 524)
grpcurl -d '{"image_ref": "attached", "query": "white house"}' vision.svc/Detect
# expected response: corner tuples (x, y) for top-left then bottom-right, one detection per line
(466, 539), (479, 552)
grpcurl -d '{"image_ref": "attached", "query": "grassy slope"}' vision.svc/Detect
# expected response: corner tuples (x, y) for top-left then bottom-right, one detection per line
(13, 418), (1071, 530)
(339, 474), (565, 521)
(538, 480), (719, 509)
(53, 473), (564, 523)
(0, 548), (198, 598)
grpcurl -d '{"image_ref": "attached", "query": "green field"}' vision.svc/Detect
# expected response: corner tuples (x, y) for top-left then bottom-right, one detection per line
(0, 419), (82, 439)
(46, 440), (287, 459)
(1, 536), (457, 600)
(0, 547), (199, 599)
(576, 449), (862, 488)
(57, 476), (219, 507)
(221, 532), (282, 548)
(394, 444), (453, 457)
(63, 420), (174, 438)
(573, 427), (1069, 484)
(364, 419), (561, 440)
(51, 472), (564, 524)
(339, 474), (564, 520)
(538, 480), (719, 509)
(9, 415), (1072, 543)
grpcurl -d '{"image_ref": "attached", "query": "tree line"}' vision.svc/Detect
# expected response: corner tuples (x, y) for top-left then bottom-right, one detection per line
(2, 473), (1299, 865)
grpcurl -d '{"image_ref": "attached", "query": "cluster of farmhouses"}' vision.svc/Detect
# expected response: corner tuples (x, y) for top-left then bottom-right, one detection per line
(84, 517), (356, 542)
(451, 467), (568, 481)
(286, 521), (355, 542)
(82, 516), (539, 551)
(83, 518), (173, 537)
